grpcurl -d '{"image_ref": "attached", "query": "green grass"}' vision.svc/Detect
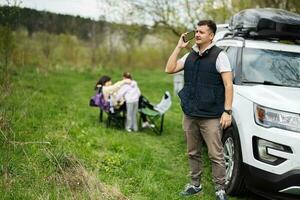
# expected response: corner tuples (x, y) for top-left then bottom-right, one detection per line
(0, 66), (260, 199)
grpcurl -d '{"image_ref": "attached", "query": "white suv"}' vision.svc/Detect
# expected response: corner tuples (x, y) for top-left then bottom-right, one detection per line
(214, 9), (300, 200)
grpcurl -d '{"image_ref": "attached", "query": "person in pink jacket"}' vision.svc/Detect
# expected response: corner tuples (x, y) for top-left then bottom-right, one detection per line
(116, 72), (141, 132)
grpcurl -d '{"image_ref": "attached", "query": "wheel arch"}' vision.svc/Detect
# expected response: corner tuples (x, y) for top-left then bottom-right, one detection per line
(229, 117), (243, 161)
(223, 116), (247, 195)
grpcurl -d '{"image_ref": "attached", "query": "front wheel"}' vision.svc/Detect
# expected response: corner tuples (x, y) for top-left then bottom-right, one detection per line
(222, 126), (246, 195)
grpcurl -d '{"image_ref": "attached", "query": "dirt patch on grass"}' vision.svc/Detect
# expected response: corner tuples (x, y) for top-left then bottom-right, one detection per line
(49, 154), (129, 200)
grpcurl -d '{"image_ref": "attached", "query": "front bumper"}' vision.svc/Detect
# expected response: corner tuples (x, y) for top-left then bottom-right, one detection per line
(245, 164), (300, 200)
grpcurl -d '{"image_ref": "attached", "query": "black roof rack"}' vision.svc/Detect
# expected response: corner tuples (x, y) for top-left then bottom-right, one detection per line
(229, 8), (300, 41)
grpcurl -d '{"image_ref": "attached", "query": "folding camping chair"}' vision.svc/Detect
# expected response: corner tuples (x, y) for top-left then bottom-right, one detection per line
(98, 96), (126, 129)
(139, 91), (172, 134)
(99, 106), (126, 129)
(90, 85), (125, 129)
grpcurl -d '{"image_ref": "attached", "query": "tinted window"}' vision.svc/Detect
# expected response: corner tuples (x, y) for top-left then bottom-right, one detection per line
(225, 47), (238, 77)
(242, 48), (300, 87)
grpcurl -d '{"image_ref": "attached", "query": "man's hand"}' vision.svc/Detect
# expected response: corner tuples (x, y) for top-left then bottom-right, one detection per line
(220, 112), (232, 129)
(165, 33), (189, 74)
(177, 33), (190, 49)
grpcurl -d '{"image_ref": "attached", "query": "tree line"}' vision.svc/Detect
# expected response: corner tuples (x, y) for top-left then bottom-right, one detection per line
(0, 6), (176, 78)
(0, 6), (110, 40)
(1, 0), (299, 81)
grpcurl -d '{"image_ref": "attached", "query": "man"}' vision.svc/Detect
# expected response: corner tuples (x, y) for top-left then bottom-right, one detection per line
(165, 20), (233, 200)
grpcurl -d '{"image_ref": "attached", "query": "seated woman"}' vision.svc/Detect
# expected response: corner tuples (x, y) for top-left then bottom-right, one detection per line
(95, 75), (131, 112)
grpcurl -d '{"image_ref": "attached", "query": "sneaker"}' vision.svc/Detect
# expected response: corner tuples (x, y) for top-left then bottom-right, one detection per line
(215, 189), (227, 200)
(180, 183), (202, 196)
(142, 121), (150, 128)
(126, 128), (132, 132)
(149, 123), (155, 128)
(142, 121), (155, 128)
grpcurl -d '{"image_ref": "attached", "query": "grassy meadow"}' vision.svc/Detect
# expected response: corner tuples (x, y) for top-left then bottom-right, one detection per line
(0, 66), (262, 200)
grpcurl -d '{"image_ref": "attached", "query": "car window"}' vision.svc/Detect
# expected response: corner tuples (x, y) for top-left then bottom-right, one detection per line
(225, 46), (238, 78)
(242, 48), (300, 87)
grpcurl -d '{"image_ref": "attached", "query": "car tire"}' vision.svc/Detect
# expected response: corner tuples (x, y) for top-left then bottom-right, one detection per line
(222, 126), (246, 195)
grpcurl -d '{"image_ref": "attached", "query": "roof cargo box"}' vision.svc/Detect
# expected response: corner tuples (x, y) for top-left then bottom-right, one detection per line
(229, 8), (300, 40)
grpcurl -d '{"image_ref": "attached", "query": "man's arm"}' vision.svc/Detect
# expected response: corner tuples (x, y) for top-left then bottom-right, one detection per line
(220, 71), (233, 129)
(165, 33), (189, 74)
(222, 72), (233, 110)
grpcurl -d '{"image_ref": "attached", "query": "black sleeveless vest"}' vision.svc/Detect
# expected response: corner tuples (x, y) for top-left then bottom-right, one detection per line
(178, 45), (225, 118)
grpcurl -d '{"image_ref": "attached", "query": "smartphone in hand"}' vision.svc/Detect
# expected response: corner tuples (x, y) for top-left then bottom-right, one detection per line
(183, 30), (195, 43)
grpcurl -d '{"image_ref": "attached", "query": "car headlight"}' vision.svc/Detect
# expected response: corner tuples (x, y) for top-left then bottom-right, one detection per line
(254, 104), (300, 133)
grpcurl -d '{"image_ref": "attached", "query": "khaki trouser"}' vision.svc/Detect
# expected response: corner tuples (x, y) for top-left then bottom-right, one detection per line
(183, 114), (226, 190)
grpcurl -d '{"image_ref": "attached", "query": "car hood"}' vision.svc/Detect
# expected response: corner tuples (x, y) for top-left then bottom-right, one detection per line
(235, 85), (300, 113)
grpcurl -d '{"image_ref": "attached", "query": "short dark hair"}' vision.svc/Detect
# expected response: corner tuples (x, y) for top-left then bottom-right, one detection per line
(123, 72), (132, 80)
(197, 20), (217, 35)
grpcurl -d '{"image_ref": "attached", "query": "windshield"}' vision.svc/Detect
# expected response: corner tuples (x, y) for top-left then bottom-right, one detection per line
(242, 48), (300, 87)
